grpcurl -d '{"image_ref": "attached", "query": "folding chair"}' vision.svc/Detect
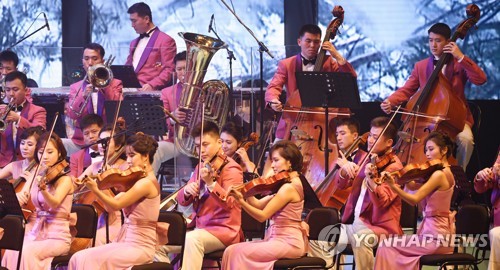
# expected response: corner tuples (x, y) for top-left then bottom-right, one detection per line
(0, 215), (25, 270)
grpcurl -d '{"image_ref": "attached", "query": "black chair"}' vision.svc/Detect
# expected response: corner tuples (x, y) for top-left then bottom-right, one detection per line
(0, 215), (25, 270)
(204, 210), (268, 269)
(273, 207), (341, 270)
(51, 204), (98, 269)
(419, 204), (490, 270)
(131, 211), (187, 270)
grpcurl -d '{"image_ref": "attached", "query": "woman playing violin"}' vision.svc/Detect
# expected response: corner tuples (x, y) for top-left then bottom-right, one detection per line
(222, 140), (308, 270)
(2, 132), (74, 270)
(74, 125), (127, 246)
(69, 132), (160, 269)
(374, 131), (456, 269)
(220, 121), (256, 174)
(474, 149), (500, 270)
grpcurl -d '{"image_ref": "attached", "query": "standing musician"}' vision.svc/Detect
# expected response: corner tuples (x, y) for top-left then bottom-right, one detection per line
(69, 132), (161, 269)
(375, 131), (456, 269)
(0, 71), (46, 168)
(220, 121), (257, 175)
(74, 125), (127, 246)
(126, 2), (176, 91)
(69, 114), (104, 178)
(474, 149), (500, 270)
(265, 24), (356, 140)
(222, 140), (308, 269)
(2, 132), (74, 270)
(335, 117), (403, 269)
(175, 121), (243, 270)
(380, 23), (487, 170)
(64, 43), (123, 156)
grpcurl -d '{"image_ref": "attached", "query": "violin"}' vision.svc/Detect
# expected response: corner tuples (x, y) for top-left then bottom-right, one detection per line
(205, 151), (229, 180)
(374, 159), (444, 185)
(38, 160), (70, 187)
(367, 151), (397, 180)
(233, 171), (292, 199)
(95, 166), (147, 191)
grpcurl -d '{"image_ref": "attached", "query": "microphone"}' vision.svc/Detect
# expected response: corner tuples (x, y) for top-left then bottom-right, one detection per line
(43, 12), (50, 31)
(208, 14), (214, 33)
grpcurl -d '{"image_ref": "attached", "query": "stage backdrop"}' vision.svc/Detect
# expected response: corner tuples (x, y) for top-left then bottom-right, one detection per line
(0, 0), (498, 100)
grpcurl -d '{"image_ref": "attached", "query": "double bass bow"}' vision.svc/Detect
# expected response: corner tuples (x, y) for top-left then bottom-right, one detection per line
(394, 4), (481, 165)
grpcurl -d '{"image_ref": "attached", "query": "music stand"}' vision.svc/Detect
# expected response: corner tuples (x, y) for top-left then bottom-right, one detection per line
(295, 71), (361, 175)
(105, 100), (167, 137)
(0, 179), (25, 221)
(110, 65), (142, 88)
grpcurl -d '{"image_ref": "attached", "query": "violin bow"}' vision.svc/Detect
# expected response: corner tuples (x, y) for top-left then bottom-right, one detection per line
(100, 94), (124, 172)
(31, 112), (60, 188)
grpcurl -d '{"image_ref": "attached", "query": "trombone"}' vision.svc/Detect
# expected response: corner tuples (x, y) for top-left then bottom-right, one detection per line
(69, 55), (115, 116)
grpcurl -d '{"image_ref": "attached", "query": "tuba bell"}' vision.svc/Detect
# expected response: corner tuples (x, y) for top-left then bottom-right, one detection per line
(69, 55), (115, 116)
(175, 32), (230, 157)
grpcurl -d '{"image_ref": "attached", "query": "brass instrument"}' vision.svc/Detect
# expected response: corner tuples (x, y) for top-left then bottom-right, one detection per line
(175, 32), (230, 157)
(0, 98), (16, 132)
(69, 55), (115, 116)
(0, 75), (5, 100)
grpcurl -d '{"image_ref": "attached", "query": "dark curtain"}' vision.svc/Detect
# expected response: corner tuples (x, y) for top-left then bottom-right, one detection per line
(284, 0), (318, 58)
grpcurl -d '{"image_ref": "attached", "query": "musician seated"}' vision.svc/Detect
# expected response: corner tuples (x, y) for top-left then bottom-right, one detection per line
(474, 150), (500, 270)
(161, 51), (186, 143)
(0, 50), (38, 91)
(63, 43), (123, 156)
(308, 117), (367, 265)
(74, 125), (127, 247)
(0, 71), (47, 168)
(220, 121), (257, 177)
(332, 117), (403, 269)
(69, 132), (162, 269)
(222, 140), (308, 268)
(374, 131), (457, 269)
(69, 114), (104, 178)
(171, 121), (243, 270)
(2, 132), (75, 269)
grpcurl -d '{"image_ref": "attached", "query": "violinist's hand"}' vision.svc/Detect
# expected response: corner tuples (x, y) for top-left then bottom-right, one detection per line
(475, 168), (493, 182)
(83, 177), (99, 192)
(268, 98), (283, 112)
(38, 177), (47, 191)
(364, 163), (378, 180)
(380, 100), (392, 114)
(184, 182), (200, 198)
(443, 42), (464, 60)
(200, 162), (215, 185)
(381, 171), (396, 187)
(228, 185), (244, 202)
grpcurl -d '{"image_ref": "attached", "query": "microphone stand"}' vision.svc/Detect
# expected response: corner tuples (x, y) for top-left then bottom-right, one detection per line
(8, 16), (49, 49)
(219, 0), (274, 136)
(208, 24), (236, 120)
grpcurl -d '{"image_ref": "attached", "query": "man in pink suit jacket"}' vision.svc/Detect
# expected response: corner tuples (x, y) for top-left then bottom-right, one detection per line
(0, 71), (46, 168)
(64, 43), (122, 155)
(126, 2), (176, 91)
(176, 121), (243, 270)
(335, 117), (403, 269)
(474, 151), (500, 269)
(266, 24), (357, 139)
(161, 51), (187, 142)
(381, 23), (487, 170)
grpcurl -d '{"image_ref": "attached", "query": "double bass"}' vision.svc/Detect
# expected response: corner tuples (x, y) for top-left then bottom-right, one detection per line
(394, 4), (481, 165)
(280, 5), (349, 188)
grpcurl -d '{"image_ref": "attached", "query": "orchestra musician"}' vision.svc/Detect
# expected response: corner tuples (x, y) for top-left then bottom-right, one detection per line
(220, 121), (256, 175)
(175, 121), (243, 270)
(74, 125), (127, 246)
(380, 23), (487, 170)
(63, 43), (123, 156)
(69, 114), (104, 178)
(265, 24), (356, 140)
(0, 71), (46, 168)
(474, 149), (500, 270)
(68, 132), (161, 269)
(0, 50), (38, 88)
(2, 132), (74, 270)
(126, 2), (176, 91)
(335, 116), (403, 269)
(374, 131), (457, 269)
(222, 140), (308, 269)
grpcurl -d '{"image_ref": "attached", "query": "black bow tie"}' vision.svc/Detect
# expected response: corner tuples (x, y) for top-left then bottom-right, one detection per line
(433, 59), (439, 66)
(15, 105), (23, 112)
(302, 57), (317, 66)
(138, 27), (157, 40)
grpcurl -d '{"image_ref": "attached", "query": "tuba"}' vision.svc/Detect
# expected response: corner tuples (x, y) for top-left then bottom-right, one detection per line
(175, 32), (230, 157)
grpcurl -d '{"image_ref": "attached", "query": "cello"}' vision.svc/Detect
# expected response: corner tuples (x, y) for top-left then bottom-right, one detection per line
(394, 4), (481, 165)
(281, 5), (349, 189)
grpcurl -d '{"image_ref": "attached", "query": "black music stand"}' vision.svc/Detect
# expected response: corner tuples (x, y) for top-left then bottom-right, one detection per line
(110, 65), (142, 88)
(0, 179), (25, 221)
(295, 71), (361, 175)
(104, 100), (167, 137)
